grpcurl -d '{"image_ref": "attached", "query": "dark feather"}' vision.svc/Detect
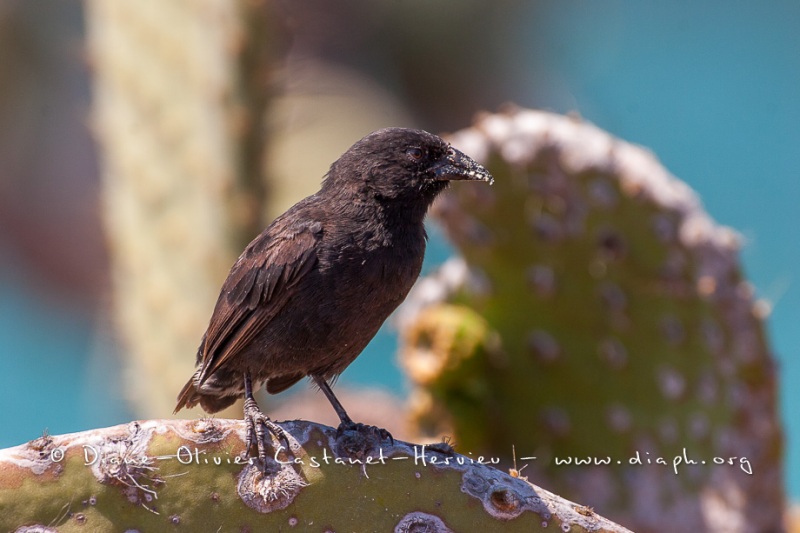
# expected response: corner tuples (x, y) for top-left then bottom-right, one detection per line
(197, 223), (321, 385)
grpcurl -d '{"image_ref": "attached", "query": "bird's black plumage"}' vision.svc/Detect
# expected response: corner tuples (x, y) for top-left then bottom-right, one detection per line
(175, 127), (492, 458)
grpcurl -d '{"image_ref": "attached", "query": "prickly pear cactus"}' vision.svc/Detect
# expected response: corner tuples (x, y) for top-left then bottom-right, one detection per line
(399, 108), (783, 532)
(85, 0), (286, 417)
(0, 420), (633, 532)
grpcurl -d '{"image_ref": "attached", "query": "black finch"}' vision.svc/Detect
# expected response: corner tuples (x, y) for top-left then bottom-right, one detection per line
(175, 127), (493, 460)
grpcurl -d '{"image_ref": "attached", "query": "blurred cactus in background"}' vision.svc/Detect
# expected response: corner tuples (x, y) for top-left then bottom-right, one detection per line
(85, 0), (287, 417)
(399, 108), (784, 532)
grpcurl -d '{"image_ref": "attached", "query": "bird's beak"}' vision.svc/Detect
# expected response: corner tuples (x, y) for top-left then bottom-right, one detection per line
(431, 147), (494, 185)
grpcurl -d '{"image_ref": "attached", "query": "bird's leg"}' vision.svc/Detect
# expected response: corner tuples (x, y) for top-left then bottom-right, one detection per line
(243, 372), (290, 470)
(312, 375), (353, 425)
(312, 375), (393, 444)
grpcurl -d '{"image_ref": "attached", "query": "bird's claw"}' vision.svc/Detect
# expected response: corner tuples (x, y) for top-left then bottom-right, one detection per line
(333, 420), (393, 462)
(335, 421), (393, 445)
(243, 397), (289, 472)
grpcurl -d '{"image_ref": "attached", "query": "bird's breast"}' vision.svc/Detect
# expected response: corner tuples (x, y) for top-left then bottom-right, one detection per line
(312, 223), (425, 314)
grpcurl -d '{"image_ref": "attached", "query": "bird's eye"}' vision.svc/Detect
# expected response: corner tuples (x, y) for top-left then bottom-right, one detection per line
(406, 147), (423, 160)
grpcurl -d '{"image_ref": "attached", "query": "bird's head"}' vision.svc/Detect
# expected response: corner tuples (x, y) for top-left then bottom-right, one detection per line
(324, 128), (493, 205)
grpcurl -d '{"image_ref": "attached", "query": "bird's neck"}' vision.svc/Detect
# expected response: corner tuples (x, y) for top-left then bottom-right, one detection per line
(323, 193), (429, 249)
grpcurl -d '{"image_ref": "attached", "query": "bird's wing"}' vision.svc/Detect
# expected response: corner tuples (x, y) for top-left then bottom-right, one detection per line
(196, 221), (321, 384)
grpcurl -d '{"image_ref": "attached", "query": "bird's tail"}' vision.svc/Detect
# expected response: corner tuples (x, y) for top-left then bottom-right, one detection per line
(174, 372), (239, 414)
(173, 377), (200, 414)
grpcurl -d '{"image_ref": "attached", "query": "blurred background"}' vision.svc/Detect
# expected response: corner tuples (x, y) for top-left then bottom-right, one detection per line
(0, 0), (797, 512)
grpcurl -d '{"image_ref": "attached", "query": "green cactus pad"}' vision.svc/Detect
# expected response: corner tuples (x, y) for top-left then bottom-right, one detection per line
(0, 420), (632, 532)
(399, 108), (783, 531)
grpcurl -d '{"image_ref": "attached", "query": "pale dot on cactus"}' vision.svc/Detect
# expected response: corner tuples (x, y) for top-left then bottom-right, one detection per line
(754, 417), (776, 440)
(661, 248), (688, 279)
(719, 358), (736, 378)
(540, 407), (571, 437)
(597, 338), (628, 369)
(714, 428), (736, 452)
(606, 404), (633, 433)
(530, 212), (563, 242)
(752, 299), (771, 320)
(527, 330), (561, 363)
(696, 371), (719, 406)
(618, 174), (644, 199)
(658, 417), (679, 444)
(651, 213), (677, 242)
(700, 318), (725, 354)
(526, 265), (556, 298)
(586, 177), (618, 208)
(596, 282), (627, 312)
(657, 367), (686, 400)
(696, 275), (717, 297)
(689, 412), (710, 440)
(727, 383), (749, 411)
(660, 315), (685, 346)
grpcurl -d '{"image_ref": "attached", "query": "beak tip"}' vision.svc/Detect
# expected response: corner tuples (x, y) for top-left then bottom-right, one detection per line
(431, 146), (494, 185)
(473, 167), (494, 185)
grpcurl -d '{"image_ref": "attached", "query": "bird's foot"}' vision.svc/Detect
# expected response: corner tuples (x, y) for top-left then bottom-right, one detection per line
(243, 397), (290, 473)
(336, 421), (393, 445)
(333, 420), (393, 462)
